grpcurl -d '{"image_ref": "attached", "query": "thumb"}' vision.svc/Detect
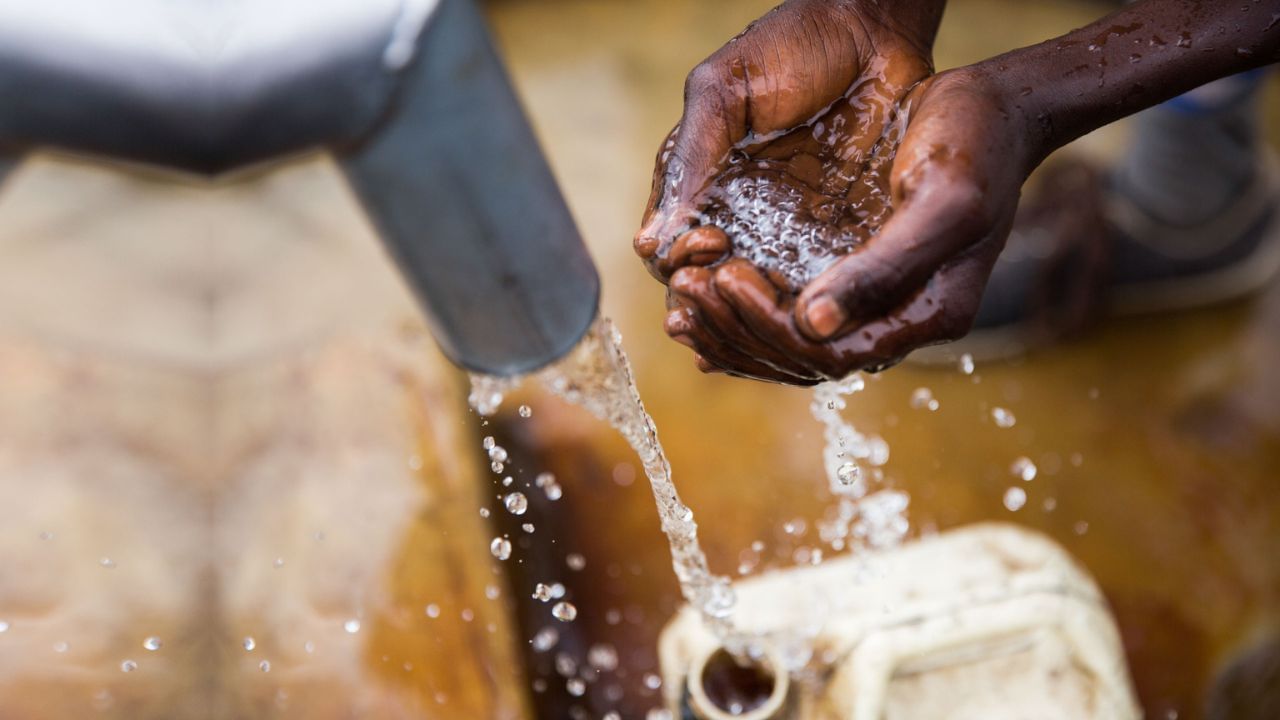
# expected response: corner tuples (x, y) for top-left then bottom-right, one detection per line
(795, 169), (1000, 340)
(635, 62), (748, 263)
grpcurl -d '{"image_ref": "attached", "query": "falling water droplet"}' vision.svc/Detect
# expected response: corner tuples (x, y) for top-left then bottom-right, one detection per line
(504, 492), (528, 515)
(259, 660), (271, 672)
(959, 354), (976, 375)
(1011, 457), (1038, 481)
(143, 637), (162, 652)
(991, 407), (1017, 428)
(518, 405), (533, 418)
(909, 387), (939, 411)
(644, 673), (663, 690)
(566, 678), (586, 697)
(532, 583), (553, 602)
(490, 537), (512, 561)
(522, 523), (535, 533)
(1003, 486), (1027, 512)
(121, 660), (138, 673)
(343, 619), (361, 634)
(531, 627), (559, 652)
(566, 553), (586, 571)
(425, 604), (440, 619)
(243, 637), (256, 651)
(551, 602), (578, 622)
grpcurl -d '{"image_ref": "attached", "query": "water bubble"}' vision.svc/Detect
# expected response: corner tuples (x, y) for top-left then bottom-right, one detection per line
(143, 637), (162, 651)
(243, 637), (256, 651)
(1011, 457), (1037, 481)
(343, 619), (361, 634)
(566, 553), (586, 571)
(518, 405), (533, 418)
(531, 627), (559, 652)
(490, 537), (512, 561)
(504, 493), (528, 515)
(533, 583), (553, 602)
(1003, 487), (1027, 512)
(551, 602), (578, 622)
(836, 462), (860, 486)
(991, 407), (1017, 428)
(259, 660), (271, 672)
(959, 353), (976, 375)
(910, 387), (939, 411)
(120, 660), (137, 673)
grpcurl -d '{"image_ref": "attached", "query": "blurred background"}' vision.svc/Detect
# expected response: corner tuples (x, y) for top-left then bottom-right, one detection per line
(0, 0), (1276, 718)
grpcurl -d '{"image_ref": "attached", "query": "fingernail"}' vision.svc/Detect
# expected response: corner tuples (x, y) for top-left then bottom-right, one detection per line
(805, 296), (846, 338)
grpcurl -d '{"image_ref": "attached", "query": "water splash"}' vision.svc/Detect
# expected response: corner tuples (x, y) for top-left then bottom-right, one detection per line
(471, 317), (738, 642)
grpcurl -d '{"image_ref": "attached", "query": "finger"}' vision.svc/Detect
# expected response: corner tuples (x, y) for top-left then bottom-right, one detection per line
(795, 161), (1007, 341)
(671, 266), (818, 380)
(659, 225), (732, 276)
(665, 305), (810, 384)
(824, 229), (1007, 371)
(712, 260), (850, 380)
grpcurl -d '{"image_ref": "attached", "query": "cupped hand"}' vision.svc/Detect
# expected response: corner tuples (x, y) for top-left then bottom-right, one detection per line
(636, 0), (1036, 383)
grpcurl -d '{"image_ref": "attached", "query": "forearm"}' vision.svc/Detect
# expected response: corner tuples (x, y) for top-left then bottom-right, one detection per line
(975, 0), (1280, 167)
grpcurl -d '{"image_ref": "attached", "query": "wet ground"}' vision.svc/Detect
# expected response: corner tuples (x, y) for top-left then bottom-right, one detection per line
(0, 0), (1276, 718)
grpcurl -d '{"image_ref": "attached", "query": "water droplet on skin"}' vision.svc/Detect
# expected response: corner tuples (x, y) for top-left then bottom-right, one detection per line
(533, 583), (553, 602)
(991, 407), (1017, 428)
(259, 660), (271, 672)
(425, 604), (440, 618)
(243, 637), (256, 651)
(0, 620), (9, 633)
(518, 405), (533, 418)
(566, 553), (586, 571)
(38, 531), (54, 541)
(504, 492), (528, 515)
(120, 660), (137, 673)
(959, 354), (976, 375)
(99, 557), (116, 569)
(273, 557), (285, 569)
(53, 641), (69, 653)
(343, 619), (361, 634)
(143, 637), (162, 651)
(551, 602), (578, 622)
(1003, 486), (1028, 512)
(304, 641), (315, 654)
(490, 537), (512, 561)
(1011, 457), (1038, 481)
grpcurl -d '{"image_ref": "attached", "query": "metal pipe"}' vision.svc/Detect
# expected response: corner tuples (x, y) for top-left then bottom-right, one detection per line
(0, 0), (599, 376)
(340, 0), (600, 377)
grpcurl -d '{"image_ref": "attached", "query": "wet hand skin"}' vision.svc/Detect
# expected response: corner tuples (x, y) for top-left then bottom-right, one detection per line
(636, 0), (1280, 385)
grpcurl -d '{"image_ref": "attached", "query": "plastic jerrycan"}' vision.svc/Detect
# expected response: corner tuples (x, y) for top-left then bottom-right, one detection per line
(659, 523), (1141, 720)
